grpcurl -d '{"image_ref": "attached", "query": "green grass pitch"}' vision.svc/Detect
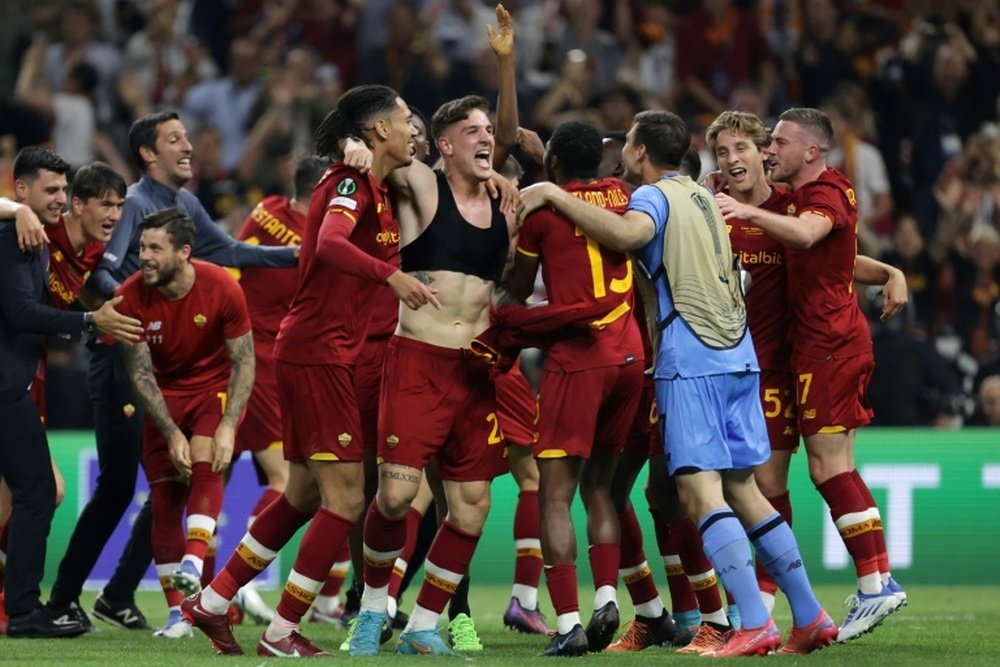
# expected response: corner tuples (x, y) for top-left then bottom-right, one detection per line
(3, 584), (997, 665)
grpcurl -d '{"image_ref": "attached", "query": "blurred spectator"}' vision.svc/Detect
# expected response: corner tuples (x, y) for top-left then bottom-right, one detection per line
(294, 0), (361, 88)
(357, 0), (430, 56)
(795, 0), (860, 108)
(238, 46), (336, 193)
(44, 0), (122, 124)
(185, 124), (245, 221)
(530, 48), (595, 132)
(356, 1), (451, 116)
(14, 35), (133, 179)
(969, 374), (1000, 426)
(941, 225), (1000, 361)
(121, 0), (218, 109)
(822, 96), (894, 257)
(617, 0), (678, 108)
(593, 84), (643, 133)
(675, 0), (776, 120)
(866, 307), (964, 428)
(931, 130), (1000, 260)
(547, 0), (622, 96)
(967, 1), (1000, 123)
(882, 213), (942, 335)
(183, 37), (264, 172)
(188, 0), (234, 71)
(15, 38), (97, 167)
(900, 23), (985, 232)
(729, 82), (775, 129)
(0, 1), (33, 101)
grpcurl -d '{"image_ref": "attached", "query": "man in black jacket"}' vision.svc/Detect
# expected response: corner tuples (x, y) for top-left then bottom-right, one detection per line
(0, 148), (142, 638)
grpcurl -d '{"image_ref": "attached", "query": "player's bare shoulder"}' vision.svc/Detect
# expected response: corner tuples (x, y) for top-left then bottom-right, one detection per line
(393, 160), (439, 240)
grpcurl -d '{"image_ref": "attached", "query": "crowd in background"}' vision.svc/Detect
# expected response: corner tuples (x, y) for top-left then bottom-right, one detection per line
(1, 0), (999, 428)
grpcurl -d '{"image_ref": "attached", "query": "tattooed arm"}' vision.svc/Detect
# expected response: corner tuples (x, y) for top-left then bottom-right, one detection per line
(121, 341), (191, 477)
(213, 331), (256, 473)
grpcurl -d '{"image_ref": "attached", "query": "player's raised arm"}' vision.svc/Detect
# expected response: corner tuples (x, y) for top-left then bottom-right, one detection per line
(121, 340), (191, 477)
(489, 3), (518, 168)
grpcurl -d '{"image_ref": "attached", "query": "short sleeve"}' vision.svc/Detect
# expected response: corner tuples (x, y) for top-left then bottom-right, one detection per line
(797, 181), (852, 230)
(516, 209), (548, 257)
(628, 184), (669, 236)
(218, 271), (252, 339)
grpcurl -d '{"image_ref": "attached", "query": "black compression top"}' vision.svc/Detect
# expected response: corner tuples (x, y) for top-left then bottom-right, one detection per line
(400, 170), (509, 281)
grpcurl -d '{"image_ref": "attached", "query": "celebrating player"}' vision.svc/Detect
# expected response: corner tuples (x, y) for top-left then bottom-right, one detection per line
(222, 156), (332, 625)
(117, 209), (255, 638)
(349, 93), (516, 657)
(183, 84), (431, 657)
(714, 107), (906, 642)
(505, 121), (652, 655)
(50, 110), (296, 632)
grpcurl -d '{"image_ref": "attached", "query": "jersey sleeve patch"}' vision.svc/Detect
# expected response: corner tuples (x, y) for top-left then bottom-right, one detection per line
(328, 196), (358, 211)
(336, 178), (358, 196)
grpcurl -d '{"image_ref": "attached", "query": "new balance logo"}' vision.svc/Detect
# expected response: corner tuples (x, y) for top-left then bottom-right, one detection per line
(787, 559), (802, 572)
(117, 608), (141, 625)
(52, 614), (78, 627)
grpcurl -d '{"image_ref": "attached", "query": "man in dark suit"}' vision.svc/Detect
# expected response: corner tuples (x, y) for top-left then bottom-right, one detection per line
(0, 148), (142, 638)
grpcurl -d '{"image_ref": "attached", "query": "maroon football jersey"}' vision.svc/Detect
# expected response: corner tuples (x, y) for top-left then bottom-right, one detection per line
(517, 177), (642, 371)
(235, 195), (304, 345)
(47, 216), (104, 309)
(275, 164), (399, 365)
(117, 260), (251, 394)
(784, 167), (871, 357)
(727, 188), (794, 371)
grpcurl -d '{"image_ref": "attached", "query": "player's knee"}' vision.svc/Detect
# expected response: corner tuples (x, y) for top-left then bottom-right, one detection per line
(448, 496), (490, 533)
(376, 485), (416, 519)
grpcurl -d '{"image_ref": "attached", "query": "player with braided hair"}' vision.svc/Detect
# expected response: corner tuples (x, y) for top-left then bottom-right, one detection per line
(183, 84), (435, 657)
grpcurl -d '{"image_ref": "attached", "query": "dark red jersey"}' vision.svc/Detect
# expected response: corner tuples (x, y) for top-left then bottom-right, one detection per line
(517, 177), (642, 371)
(235, 195), (304, 347)
(47, 216), (104, 309)
(34, 216), (106, 417)
(366, 283), (400, 339)
(785, 167), (871, 357)
(275, 164), (399, 365)
(117, 260), (251, 394)
(727, 188), (794, 371)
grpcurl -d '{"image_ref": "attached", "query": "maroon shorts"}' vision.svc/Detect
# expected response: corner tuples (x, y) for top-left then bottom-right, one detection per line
(495, 361), (537, 448)
(623, 374), (661, 458)
(378, 336), (507, 481)
(143, 389), (226, 484)
(535, 361), (644, 460)
(759, 368), (799, 451)
(236, 351), (282, 455)
(355, 336), (390, 452)
(277, 360), (363, 463)
(792, 351), (875, 437)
